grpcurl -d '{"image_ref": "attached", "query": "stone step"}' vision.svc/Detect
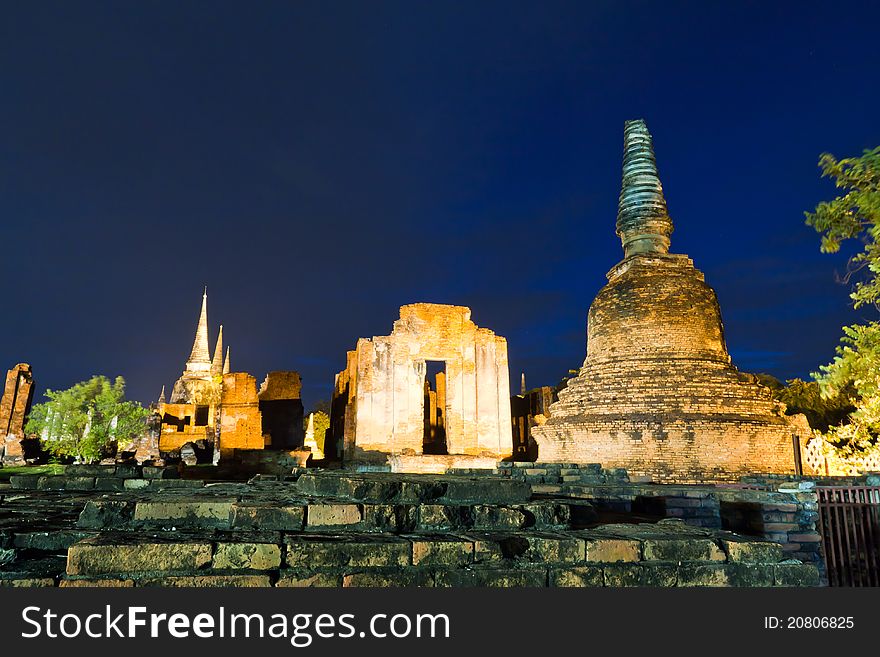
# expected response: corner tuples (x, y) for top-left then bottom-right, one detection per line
(75, 497), (585, 533)
(55, 560), (820, 588)
(10, 474), (202, 492)
(61, 520), (805, 577)
(296, 471), (531, 504)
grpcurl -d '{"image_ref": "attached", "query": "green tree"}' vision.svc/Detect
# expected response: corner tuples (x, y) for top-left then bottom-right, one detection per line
(806, 146), (880, 308)
(773, 378), (855, 433)
(25, 376), (149, 463)
(806, 146), (880, 452)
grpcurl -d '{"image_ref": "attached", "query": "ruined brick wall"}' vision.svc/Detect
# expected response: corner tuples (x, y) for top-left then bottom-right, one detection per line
(218, 373), (264, 452)
(533, 255), (806, 483)
(510, 386), (555, 461)
(331, 303), (513, 466)
(0, 364), (35, 465)
(157, 402), (215, 453)
(258, 371), (304, 449)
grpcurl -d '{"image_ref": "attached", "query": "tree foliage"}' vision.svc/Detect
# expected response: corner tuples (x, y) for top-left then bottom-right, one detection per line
(806, 145), (880, 453)
(25, 376), (149, 463)
(805, 146), (880, 308)
(773, 378), (855, 434)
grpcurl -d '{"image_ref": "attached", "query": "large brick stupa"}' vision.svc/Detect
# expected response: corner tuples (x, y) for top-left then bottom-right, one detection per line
(531, 119), (809, 483)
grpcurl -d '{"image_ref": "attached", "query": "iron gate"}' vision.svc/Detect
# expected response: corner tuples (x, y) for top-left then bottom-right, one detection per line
(816, 485), (880, 586)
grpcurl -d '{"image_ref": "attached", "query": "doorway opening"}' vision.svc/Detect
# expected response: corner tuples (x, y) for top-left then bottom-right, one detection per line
(423, 360), (448, 454)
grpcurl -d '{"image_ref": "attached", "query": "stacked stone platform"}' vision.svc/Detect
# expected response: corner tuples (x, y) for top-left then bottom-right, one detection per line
(8, 464), (204, 493)
(0, 470), (818, 587)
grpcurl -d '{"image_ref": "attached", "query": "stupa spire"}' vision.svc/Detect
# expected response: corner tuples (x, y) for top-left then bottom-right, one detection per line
(185, 288), (212, 372)
(223, 346), (230, 374)
(211, 325), (224, 375)
(616, 119), (673, 257)
(158, 385), (166, 405)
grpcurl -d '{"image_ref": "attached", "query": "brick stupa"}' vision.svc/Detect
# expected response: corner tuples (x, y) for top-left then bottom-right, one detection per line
(532, 119), (809, 483)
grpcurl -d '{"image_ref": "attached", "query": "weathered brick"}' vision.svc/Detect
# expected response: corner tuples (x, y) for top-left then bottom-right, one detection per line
(720, 537), (783, 564)
(140, 575), (271, 587)
(133, 500), (233, 527)
(642, 538), (725, 562)
(409, 536), (473, 566)
(550, 566), (604, 587)
(285, 535), (409, 568)
(213, 543), (282, 570)
(67, 537), (212, 575)
(306, 504), (361, 527)
(677, 564), (730, 587)
(60, 578), (135, 587)
(774, 563), (820, 587)
(583, 538), (640, 563)
(276, 571), (341, 587)
(231, 504), (304, 531)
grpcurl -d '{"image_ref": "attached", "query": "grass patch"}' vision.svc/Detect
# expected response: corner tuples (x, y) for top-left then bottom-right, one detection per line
(0, 464), (64, 481)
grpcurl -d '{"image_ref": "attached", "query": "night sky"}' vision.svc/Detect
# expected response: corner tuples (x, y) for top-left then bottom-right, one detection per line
(2, 1), (878, 410)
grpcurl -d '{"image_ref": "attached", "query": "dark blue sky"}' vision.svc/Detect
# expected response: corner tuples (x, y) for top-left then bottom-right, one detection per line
(2, 1), (878, 409)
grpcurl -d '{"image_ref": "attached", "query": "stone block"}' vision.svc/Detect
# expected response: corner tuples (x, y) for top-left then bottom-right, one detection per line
(8, 475), (40, 489)
(641, 564), (678, 587)
(642, 538), (725, 562)
(362, 504), (414, 532)
(67, 537), (213, 575)
(523, 502), (575, 528)
(725, 564), (775, 587)
(774, 563), (820, 587)
(60, 578), (135, 587)
(676, 564), (730, 587)
(417, 504), (459, 530)
(342, 570), (429, 587)
(114, 465), (142, 479)
(37, 476), (67, 490)
(14, 530), (95, 551)
(433, 568), (547, 587)
(65, 476), (96, 491)
(123, 479), (150, 490)
(231, 504), (305, 531)
(140, 575), (272, 587)
(306, 504), (362, 527)
(77, 500), (135, 529)
(94, 478), (125, 491)
(466, 535), (505, 563)
(133, 500), (234, 527)
(550, 566), (604, 587)
(276, 571), (342, 587)
(583, 538), (640, 563)
(142, 465), (180, 479)
(285, 535), (410, 568)
(213, 543), (282, 570)
(498, 532), (584, 564)
(0, 577), (56, 587)
(720, 537), (783, 564)
(150, 480), (204, 489)
(472, 505), (528, 530)
(409, 536), (474, 566)
(603, 564), (643, 587)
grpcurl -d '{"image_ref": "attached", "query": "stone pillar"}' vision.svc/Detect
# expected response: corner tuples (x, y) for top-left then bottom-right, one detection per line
(435, 370), (447, 444)
(0, 364), (35, 466)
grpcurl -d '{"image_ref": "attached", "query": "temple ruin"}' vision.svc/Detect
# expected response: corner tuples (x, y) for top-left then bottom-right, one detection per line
(157, 291), (303, 461)
(532, 119), (810, 483)
(510, 374), (556, 461)
(0, 363), (35, 466)
(330, 303), (513, 472)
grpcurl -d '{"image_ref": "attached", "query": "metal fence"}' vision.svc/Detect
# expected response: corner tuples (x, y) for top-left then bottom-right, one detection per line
(816, 486), (880, 587)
